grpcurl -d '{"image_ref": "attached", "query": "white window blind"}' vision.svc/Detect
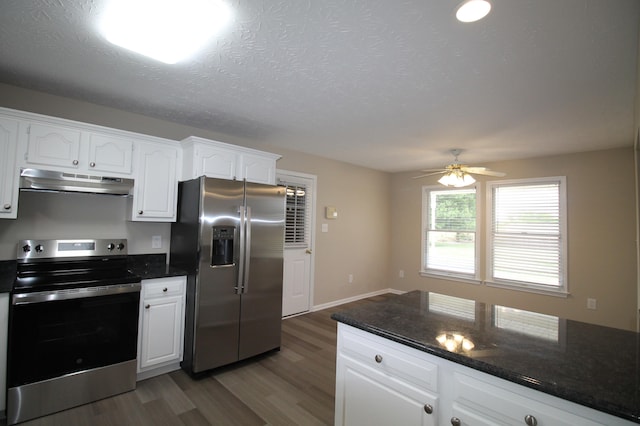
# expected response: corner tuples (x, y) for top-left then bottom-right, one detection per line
(422, 187), (477, 277)
(280, 181), (311, 248)
(488, 177), (566, 292)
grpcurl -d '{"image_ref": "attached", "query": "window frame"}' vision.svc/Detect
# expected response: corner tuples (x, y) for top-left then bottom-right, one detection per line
(485, 176), (568, 296)
(420, 184), (481, 284)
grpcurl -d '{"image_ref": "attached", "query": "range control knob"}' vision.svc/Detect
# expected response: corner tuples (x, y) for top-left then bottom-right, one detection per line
(107, 243), (115, 251)
(22, 244), (31, 253)
(116, 243), (125, 251)
(35, 244), (44, 253)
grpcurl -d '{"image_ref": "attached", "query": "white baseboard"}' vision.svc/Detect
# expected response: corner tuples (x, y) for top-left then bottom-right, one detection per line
(311, 288), (405, 312)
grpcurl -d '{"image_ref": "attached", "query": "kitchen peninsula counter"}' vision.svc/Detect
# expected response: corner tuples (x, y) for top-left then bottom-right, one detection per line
(331, 290), (639, 424)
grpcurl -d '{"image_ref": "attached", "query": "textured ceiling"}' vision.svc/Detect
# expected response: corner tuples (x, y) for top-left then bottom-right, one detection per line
(0, 0), (638, 172)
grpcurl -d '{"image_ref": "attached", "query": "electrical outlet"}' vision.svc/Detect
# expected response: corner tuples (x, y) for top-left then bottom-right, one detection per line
(151, 235), (162, 249)
(587, 298), (597, 310)
(348, 274), (354, 284)
(399, 269), (405, 278)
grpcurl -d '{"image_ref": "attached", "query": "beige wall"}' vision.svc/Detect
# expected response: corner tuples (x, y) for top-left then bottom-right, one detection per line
(0, 83), (391, 307)
(390, 148), (638, 330)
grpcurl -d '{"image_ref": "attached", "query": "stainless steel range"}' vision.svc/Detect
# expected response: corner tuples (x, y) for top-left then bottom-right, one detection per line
(7, 239), (141, 425)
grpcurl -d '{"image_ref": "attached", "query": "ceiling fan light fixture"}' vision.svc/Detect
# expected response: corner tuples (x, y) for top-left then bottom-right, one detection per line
(101, 0), (232, 64)
(438, 171), (476, 187)
(456, 0), (492, 23)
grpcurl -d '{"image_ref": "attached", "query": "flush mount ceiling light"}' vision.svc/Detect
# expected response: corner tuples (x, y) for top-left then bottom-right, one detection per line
(101, 0), (232, 64)
(456, 0), (492, 23)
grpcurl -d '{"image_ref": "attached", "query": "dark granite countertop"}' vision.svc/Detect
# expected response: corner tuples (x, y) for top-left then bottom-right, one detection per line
(331, 290), (640, 424)
(0, 254), (186, 293)
(0, 260), (16, 293)
(127, 254), (187, 280)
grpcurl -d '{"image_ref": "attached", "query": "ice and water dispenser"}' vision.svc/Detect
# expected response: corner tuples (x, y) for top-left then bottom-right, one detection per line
(211, 226), (235, 267)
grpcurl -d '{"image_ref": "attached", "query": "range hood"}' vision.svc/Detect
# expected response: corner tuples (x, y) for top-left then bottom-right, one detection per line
(19, 168), (134, 196)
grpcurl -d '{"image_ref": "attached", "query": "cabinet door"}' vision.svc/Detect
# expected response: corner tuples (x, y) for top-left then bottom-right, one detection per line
(26, 123), (81, 169)
(132, 144), (177, 221)
(0, 117), (19, 218)
(139, 295), (183, 369)
(195, 144), (237, 180)
(239, 153), (276, 184)
(336, 354), (437, 426)
(88, 133), (133, 175)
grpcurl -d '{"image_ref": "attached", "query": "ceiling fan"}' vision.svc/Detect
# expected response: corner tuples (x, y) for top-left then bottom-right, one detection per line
(413, 149), (506, 187)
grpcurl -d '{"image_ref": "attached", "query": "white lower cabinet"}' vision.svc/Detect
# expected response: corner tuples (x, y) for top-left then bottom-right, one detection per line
(137, 276), (186, 380)
(336, 324), (635, 426)
(336, 323), (439, 426)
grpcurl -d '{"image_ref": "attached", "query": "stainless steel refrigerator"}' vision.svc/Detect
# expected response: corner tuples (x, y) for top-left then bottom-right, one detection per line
(170, 176), (285, 375)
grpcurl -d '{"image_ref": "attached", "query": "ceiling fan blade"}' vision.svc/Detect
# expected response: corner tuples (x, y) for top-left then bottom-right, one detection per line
(462, 167), (506, 177)
(418, 168), (447, 173)
(412, 171), (447, 179)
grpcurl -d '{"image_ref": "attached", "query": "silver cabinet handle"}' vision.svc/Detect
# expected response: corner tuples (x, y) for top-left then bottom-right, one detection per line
(72, 159), (79, 165)
(3, 204), (10, 210)
(423, 404), (433, 414)
(451, 417), (461, 426)
(524, 415), (537, 426)
(90, 162), (96, 167)
(374, 354), (383, 363)
(145, 304), (150, 309)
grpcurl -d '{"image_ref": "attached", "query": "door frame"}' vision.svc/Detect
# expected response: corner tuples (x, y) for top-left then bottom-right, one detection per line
(277, 169), (317, 316)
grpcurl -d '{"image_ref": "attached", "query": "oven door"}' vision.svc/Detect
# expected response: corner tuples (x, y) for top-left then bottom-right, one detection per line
(7, 283), (141, 389)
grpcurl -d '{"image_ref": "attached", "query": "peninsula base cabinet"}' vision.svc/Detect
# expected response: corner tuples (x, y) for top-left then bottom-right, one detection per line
(335, 324), (635, 426)
(137, 276), (186, 381)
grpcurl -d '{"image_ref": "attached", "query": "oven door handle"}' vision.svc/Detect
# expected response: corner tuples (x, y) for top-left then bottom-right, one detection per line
(12, 282), (141, 305)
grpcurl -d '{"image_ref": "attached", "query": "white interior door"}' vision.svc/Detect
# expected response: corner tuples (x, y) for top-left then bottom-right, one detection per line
(278, 171), (316, 317)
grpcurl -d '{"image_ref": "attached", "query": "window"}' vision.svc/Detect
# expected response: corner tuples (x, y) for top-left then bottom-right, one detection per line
(279, 180), (311, 248)
(422, 186), (478, 280)
(487, 177), (567, 294)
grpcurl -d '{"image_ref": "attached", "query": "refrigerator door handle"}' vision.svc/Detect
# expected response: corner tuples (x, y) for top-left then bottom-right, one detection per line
(243, 206), (252, 293)
(236, 205), (246, 294)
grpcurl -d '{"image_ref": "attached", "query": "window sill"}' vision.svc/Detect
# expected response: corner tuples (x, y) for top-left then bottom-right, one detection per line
(484, 280), (569, 298)
(420, 271), (482, 285)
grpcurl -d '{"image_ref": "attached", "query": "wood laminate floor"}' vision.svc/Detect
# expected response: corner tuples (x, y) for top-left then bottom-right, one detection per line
(12, 294), (390, 426)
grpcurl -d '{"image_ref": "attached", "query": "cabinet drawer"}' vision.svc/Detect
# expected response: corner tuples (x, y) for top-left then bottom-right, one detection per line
(142, 277), (185, 299)
(452, 371), (609, 426)
(338, 324), (438, 392)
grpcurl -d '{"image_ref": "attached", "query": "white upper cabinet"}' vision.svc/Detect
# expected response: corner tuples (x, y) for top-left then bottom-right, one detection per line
(129, 142), (178, 222)
(0, 117), (19, 219)
(181, 136), (280, 185)
(24, 122), (81, 169)
(23, 122), (133, 176)
(87, 133), (133, 175)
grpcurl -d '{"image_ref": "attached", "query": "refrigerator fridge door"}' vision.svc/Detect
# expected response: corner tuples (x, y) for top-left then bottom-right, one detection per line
(238, 182), (285, 360)
(193, 178), (245, 373)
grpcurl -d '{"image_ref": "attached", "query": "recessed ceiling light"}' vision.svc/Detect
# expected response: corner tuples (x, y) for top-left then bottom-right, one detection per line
(456, 0), (492, 23)
(101, 0), (232, 64)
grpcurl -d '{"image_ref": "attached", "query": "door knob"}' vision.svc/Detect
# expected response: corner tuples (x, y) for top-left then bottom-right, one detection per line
(305, 249), (312, 254)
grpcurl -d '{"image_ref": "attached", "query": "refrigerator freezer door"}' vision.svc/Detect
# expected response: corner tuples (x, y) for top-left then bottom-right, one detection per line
(238, 182), (285, 361)
(192, 178), (245, 373)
